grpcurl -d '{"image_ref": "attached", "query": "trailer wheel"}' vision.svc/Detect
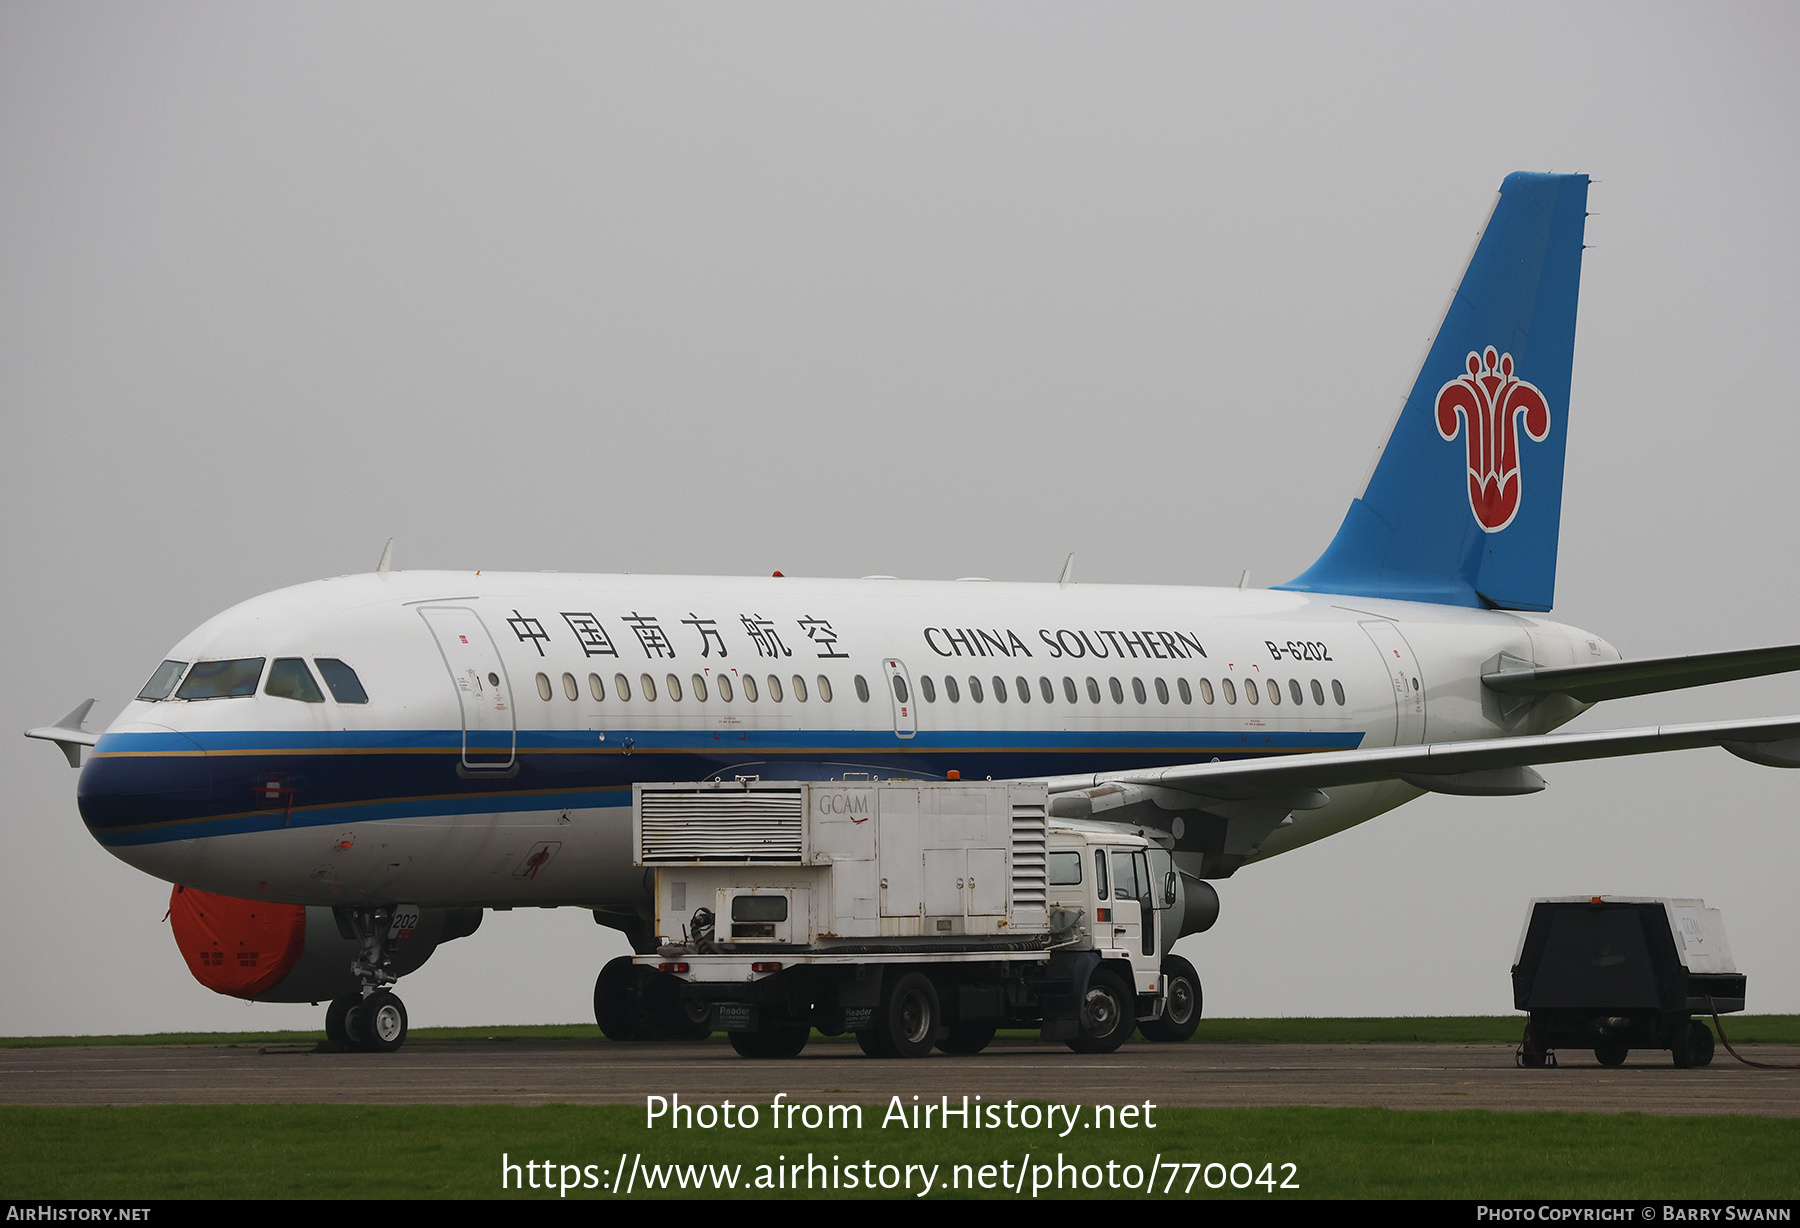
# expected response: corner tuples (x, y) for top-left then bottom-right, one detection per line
(1670, 1016), (1696, 1068)
(1067, 969), (1132, 1054)
(729, 1025), (809, 1059)
(1139, 955), (1201, 1043)
(937, 1022), (997, 1055)
(1673, 1019), (1714, 1068)
(879, 972), (941, 1059)
(1594, 1041), (1628, 1067)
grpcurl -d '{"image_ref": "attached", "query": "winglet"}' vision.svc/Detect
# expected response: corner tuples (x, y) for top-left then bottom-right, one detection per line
(25, 699), (100, 768)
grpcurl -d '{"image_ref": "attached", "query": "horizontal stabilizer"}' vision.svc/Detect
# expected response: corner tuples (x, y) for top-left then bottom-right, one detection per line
(1484, 643), (1800, 704)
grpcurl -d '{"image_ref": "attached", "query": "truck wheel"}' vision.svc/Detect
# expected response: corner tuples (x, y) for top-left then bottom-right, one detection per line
(1139, 956), (1201, 1043)
(594, 956), (641, 1041)
(1067, 969), (1132, 1054)
(856, 1027), (894, 1058)
(881, 972), (941, 1059)
(937, 1022), (997, 1055)
(1594, 1040), (1628, 1067)
(729, 1026), (809, 1059)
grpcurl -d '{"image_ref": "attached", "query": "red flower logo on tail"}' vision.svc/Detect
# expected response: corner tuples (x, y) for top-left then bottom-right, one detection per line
(1435, 347), (1550, 532)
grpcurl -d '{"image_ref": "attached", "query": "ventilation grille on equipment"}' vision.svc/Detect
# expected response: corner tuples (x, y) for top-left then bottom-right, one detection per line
(639, 789), (805, 863)
(1010, 796), (1048, 916)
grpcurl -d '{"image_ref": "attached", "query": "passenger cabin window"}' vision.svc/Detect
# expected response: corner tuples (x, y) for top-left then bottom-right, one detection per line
(589, 673), (606, 701)
(891, 675), (908, 704)
(666, 673), (682, 702)
(1311, 679), (1325, 705)
(265, 658), (324, 704)
(315, 659), (369, 704)
(920, 675), (937, 703)
(1221, 678), (1236, 704)
(536, 673), (552, 701)
(1085, 677), (1101, 704)
(138, 660), (187, 702)
(791, 675), (807, 702)
(1040, 676), (1055, 703)
(692, 674), (708, 702)
(1063, 676), (1078, 704)
(614, 673), (631, 701)
(716, 674), (733, 702)
(177, 658), (265, 700)
(640, 674), (657, 702)
(816, 675), (833, 703)
(743, 674), (759, 702)
(564, 673), (579, 701)
(944, 676), (960, 702)
(1290, 679), (1305, 705)
(968, 676), (984, 703)
(853, 675), (870, 702)
(1244, 678), (1259, 704)
(992, 676), (1007, 703)
(766, 675), (782, 702)
(1332, 679), (1346, 705)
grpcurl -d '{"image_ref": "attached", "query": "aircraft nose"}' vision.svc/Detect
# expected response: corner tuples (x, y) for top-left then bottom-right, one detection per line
(77, 724), (216, 845)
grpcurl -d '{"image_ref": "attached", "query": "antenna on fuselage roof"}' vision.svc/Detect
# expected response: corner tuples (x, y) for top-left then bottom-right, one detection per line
(375, 537), (395, 574)
(1058, 553), (1075, 587)
(1238, 570), (1249, 590)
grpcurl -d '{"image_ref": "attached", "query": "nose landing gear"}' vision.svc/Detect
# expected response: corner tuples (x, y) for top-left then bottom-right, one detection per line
(324, 905), (415, 1053)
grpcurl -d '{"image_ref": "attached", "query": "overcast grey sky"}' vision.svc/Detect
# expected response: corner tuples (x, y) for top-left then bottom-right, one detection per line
(4, 2), (1797, 1037)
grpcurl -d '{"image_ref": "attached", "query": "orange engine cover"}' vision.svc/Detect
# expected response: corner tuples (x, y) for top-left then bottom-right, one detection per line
(168, 885), (307, 999)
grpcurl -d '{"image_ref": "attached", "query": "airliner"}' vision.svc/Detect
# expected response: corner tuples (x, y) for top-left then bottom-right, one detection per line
(28, 172), (1800, 1052)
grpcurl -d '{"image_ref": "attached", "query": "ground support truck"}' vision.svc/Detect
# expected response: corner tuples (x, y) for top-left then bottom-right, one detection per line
(617, 779), (1203, 1058)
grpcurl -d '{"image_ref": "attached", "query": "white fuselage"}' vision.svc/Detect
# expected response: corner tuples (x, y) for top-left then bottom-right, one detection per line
(78, 570), (1615, 912)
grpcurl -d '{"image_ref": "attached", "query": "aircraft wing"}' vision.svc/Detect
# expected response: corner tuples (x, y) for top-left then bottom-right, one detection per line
(1483, 643), (1800, 704)
(1044, 714), (1800, 808)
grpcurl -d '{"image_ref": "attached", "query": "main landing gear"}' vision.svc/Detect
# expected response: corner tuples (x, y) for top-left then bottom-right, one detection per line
(324, 905), (413, 1053)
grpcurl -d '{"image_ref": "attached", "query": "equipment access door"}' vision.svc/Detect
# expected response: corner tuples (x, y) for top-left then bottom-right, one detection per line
(418, 606), (517, 769)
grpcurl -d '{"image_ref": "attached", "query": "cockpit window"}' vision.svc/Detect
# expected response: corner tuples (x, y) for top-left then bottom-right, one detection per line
(137, 660), (188, 701)
(265, 658), (325, 703)
(176, 658), (266, 700)
(314, 658), (369, 704)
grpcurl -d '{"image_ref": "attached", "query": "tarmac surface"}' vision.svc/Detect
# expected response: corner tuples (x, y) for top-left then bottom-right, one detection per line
(4, 1036), (1798, 1115)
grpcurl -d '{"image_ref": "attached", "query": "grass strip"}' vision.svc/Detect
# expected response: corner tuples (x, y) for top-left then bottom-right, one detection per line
(2, 1104), (1794, 1200)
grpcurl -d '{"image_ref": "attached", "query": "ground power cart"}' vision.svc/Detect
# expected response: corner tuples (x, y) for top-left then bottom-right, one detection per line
(1512, 896), (1745, 1068)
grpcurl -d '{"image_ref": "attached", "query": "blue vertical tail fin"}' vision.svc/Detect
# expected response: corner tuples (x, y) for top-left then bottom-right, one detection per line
(1275, 172), (1589, 611)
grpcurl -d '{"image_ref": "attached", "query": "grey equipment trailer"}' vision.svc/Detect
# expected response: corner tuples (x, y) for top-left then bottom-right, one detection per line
(1512, 896), (1745, 1068)
(622, 779), (1203, 1058)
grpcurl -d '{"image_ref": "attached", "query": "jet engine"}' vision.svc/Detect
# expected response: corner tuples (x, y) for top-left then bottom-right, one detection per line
(167, 885), (481, 1003)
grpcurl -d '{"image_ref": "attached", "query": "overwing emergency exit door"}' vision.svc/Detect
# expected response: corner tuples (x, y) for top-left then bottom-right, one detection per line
(882, 658), (917, 739)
